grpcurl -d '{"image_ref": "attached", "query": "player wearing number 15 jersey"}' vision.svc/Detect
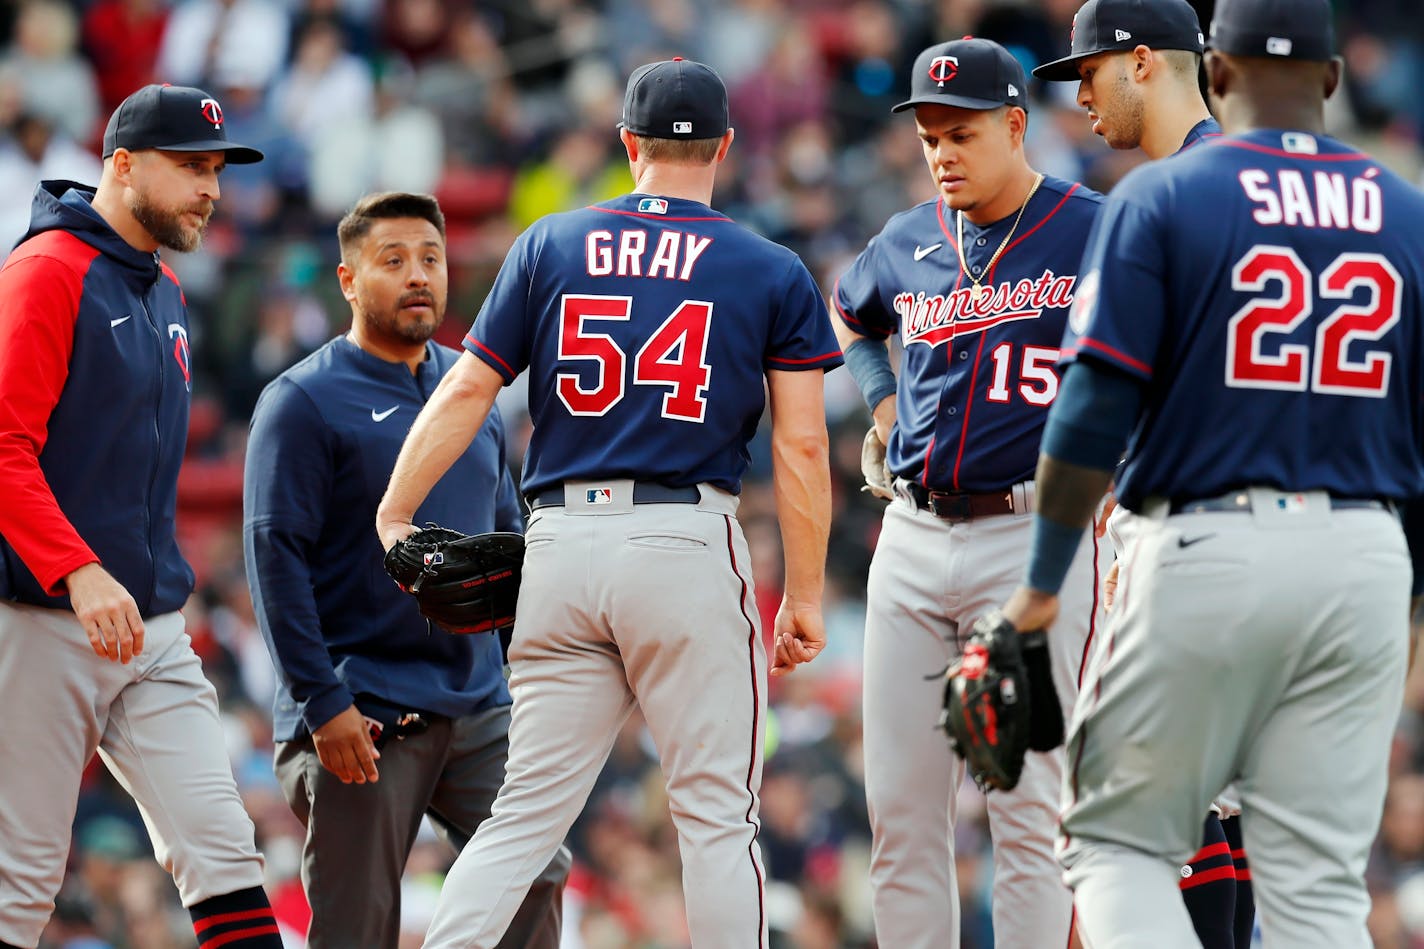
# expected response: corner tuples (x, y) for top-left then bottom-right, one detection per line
(833, 37), (1108, 949)
(1000, 0), (1424, 945)
(377, 58), (841, 949)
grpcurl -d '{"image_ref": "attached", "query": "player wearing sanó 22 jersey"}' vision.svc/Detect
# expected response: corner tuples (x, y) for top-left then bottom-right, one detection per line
(999, 0), (1424, 944)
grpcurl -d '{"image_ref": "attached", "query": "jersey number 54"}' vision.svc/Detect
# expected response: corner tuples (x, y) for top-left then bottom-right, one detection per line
(556, 294), (714, 422)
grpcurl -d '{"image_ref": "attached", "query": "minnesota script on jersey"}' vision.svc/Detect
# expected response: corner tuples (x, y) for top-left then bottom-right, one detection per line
(834, 176), (1103, 491)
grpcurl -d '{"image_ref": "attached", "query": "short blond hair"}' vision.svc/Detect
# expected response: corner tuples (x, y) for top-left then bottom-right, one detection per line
(632, 134), (722, 165)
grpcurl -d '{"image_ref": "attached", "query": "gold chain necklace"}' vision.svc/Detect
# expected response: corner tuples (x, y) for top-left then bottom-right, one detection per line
(955, 172), (1044, 303)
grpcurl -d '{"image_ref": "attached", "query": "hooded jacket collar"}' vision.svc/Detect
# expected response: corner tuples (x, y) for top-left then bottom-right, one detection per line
(21, 180), (163, 288)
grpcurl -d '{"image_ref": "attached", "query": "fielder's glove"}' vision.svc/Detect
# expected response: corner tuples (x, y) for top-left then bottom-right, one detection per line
(940, 609), (1065, 792)
(860, 427), (894, 501)
(383, 526), (524, 634)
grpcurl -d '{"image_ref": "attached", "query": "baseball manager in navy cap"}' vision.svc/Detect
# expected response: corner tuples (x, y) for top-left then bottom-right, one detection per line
(0, 83), (280, 949)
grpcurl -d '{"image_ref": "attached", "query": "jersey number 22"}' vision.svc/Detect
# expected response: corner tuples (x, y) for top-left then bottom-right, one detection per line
(1226, 245), (1400, 398)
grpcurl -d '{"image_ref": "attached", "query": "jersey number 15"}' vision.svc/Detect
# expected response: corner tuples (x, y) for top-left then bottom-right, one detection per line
(557, 294), (713, 422)
(1226, 246), (1400, 398)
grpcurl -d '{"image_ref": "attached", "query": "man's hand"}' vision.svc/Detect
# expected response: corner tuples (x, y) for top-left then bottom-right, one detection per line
(1103, 561), (1120, 611)
(66, 562), (144, 663)
(376, 518), (417, 555)
(1001, 585), (1060, 635)
(770, 596), (825, 677)
(312, 705), (381, 784)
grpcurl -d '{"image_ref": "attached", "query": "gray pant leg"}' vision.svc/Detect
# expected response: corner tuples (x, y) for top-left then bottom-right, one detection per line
(96, 614), (266, 906)
(275, 721), (447, 949)
(0, 604), (114, 948)
(426, 705), (569, 949)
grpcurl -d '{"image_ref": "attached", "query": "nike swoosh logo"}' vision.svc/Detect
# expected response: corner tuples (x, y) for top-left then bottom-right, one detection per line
(110, 315), (131, 328)
(371, 406), (399, 422)
(913, 243), (942, 261)
(1177, 534), (1216, 548)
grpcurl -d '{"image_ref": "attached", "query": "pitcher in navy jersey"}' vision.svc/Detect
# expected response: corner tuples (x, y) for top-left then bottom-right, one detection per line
(1037, 2), (1255, 944)
(377, 59), (841, 949)
(832, 37), (1108, 949)
(1001, 0), (1424, 945)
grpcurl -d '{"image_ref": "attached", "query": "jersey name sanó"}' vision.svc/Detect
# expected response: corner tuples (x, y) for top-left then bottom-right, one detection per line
(1237, 167), (1383, 232)
(896, 269), (1077, 347)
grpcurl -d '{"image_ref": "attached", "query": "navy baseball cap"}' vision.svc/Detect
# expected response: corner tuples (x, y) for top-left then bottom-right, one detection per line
(102, 84), (264, 164)
(1034, 0), (1205, 81)
(620, 58), (729, 140)
(893, 38), (1029, 114)
(1209, 0), (1335, 62)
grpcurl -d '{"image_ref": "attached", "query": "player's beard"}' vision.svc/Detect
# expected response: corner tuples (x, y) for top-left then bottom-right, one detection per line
(1100, 76), (1145, 151)
(129, 189), (212, 253)
(371, 289), (443, 345)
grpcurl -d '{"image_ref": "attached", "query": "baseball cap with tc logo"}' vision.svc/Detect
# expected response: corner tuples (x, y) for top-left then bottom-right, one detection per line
(102, 84), (265, 164)
(620, 58), (729, 140)
(893, 38), (1030, 114)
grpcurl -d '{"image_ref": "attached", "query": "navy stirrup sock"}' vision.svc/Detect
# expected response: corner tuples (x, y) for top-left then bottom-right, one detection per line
(188, 885), (283, 948)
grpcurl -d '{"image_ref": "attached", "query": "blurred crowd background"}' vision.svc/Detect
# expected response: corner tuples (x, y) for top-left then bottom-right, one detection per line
(13, 0), (1424, 946)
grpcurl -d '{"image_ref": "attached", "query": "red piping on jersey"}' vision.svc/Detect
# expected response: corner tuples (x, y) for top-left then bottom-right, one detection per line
(1067, 337), (1153, 376)
(831, 277), (889, 339)
(197, 926), (282, 949)
(1180, 865), (1237, 891)
(999, 184), (1080, 263)
(1178, 132), (1222, 153)
(723, 515), (767, 946)
(1219, 139), (1369, 161)
(591, 206), (730, 222)
(464, 336), (516, 378)
(193, 909), (276, 934)
(921, 436), (935, 486)
(768, 350), (842, 366)
(950, 332), (989, 491)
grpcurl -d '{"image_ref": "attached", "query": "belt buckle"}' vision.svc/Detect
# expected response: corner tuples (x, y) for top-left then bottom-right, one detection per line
(927, 491), (973, 521)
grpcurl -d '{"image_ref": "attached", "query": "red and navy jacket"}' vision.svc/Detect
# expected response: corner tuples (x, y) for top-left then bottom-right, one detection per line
(0, 181), (195, 617)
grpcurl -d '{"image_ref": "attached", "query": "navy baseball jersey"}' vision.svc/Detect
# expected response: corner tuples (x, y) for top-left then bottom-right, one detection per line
(1179, 117), (1221, 152)
(834, 176), (1103, 491)
(1062, 129), (1424, 509)
(464, 194), (842, 495)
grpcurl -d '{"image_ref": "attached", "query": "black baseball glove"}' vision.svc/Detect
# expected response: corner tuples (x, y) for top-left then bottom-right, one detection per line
(940, 609), (1064, 792)
(383, 527), (524, 634)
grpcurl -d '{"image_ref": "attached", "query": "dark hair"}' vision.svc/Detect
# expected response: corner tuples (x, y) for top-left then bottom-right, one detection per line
(337, 192), (446, 262)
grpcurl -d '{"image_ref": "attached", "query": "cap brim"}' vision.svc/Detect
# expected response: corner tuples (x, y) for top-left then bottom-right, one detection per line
(891, 94), (1014, 114)
(1032, 52), (1094, 81)
(157, 140), (265, 164)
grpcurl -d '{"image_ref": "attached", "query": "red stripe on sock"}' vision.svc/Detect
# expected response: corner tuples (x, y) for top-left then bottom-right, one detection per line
(1190, 841), (1231, 862)
(198, 924), (281, 949)
(1179, 865), (1237, 890)
(1231, 847), (1247, 859)
(193, 908), (276, 934)
(1236, 867), (1252, 881)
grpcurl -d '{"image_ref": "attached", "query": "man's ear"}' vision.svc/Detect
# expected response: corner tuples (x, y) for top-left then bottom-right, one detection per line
(337, 261), (357, 303)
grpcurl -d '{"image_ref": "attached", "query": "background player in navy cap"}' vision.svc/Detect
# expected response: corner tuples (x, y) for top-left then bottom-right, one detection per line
(832, 36), (1108, 949)
(0, 84), (282, 949)
(377, 57), (841, 948)
(998, 0), (1424, 944)
(243, 191), (569, 948)
(1039, 2), (1255, 945)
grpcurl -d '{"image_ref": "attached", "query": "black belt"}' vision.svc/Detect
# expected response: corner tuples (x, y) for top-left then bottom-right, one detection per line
(904, 482), (1016, 520)
(528, 482), (701, 510)
(1169, 493), (1390, 515)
